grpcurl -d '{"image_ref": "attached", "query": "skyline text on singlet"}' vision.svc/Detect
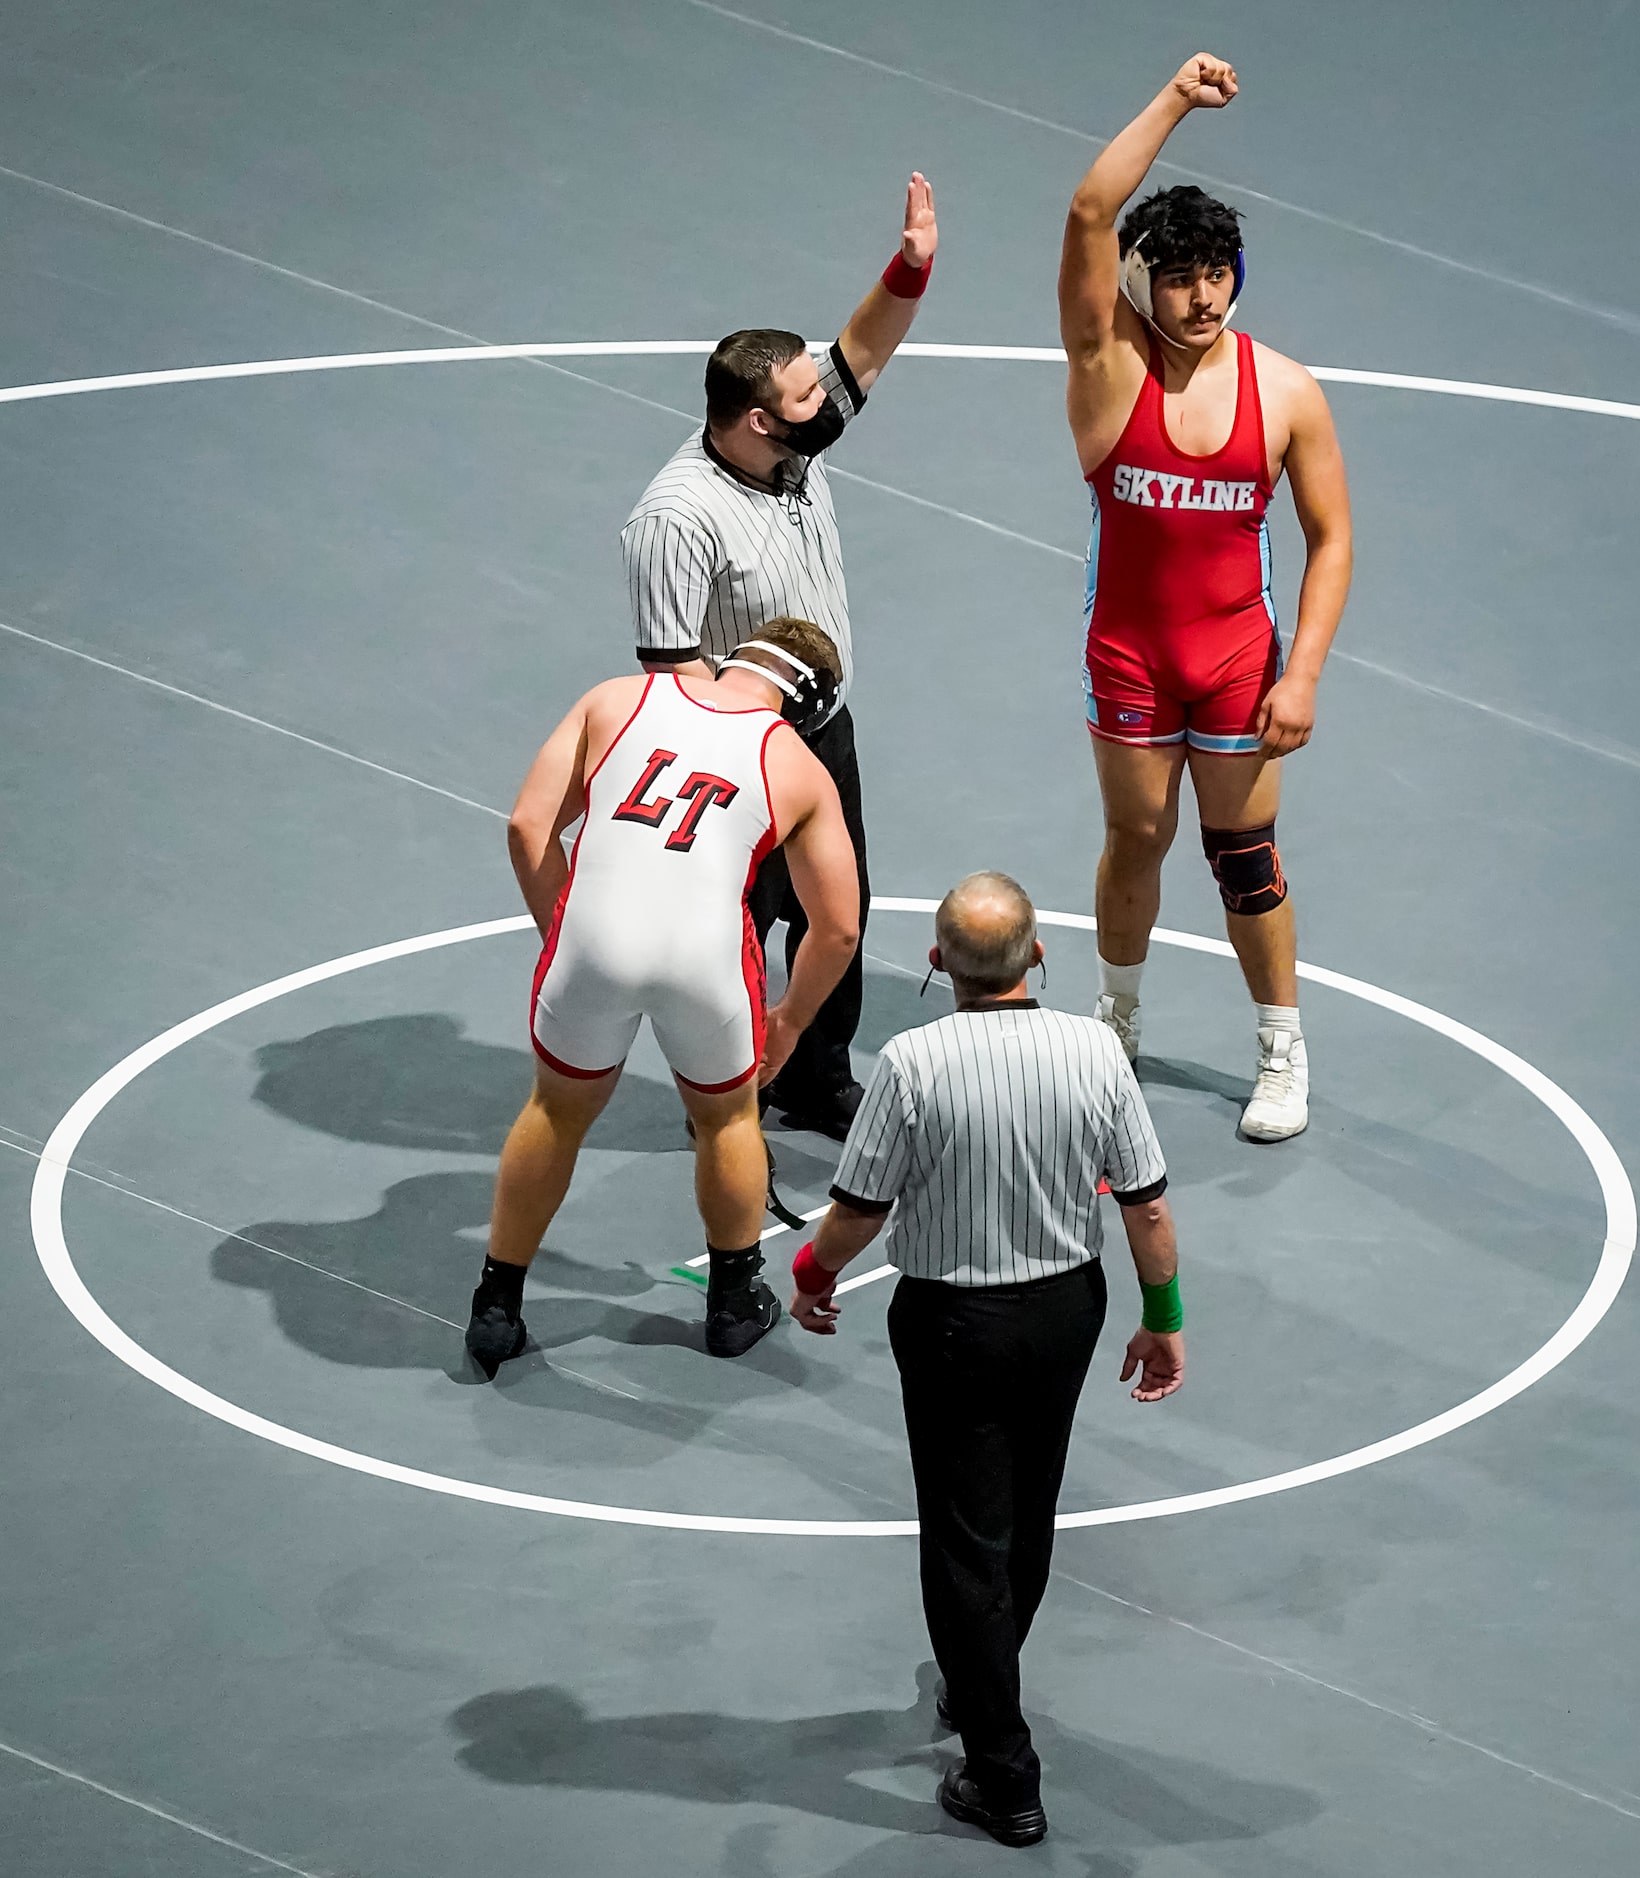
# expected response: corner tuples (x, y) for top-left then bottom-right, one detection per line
(1111, 464), (1258, 511)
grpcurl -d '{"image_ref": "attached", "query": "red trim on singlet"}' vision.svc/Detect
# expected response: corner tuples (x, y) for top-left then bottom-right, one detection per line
(672, 764), (774, 1095)
(1155, 329), (1254, 464)
(757, 719), (782, 838)
(674, 1057), (761, 1095)
(527, 896), (619, 1078)
(533, 1036), (621, 1079)
(527, 811), (588, 1066)
(583, 674), (655, 789)
(1240, 335), (1270, 485)
(1082, 332), (1274, 650)
(1084, 330), (1271, 487)
(526, 675), (656, 1066)
(671, 672), (783, 717)
(729, 807), (781, 1092)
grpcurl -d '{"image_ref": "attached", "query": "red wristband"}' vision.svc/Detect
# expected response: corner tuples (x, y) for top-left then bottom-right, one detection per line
(792, 1241), (837, 1298)
(881, 251), (931, 299)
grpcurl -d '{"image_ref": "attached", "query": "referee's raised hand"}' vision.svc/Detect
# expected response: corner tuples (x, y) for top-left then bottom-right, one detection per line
(834, 173), (939, 396)
(901, 171), (938, 269)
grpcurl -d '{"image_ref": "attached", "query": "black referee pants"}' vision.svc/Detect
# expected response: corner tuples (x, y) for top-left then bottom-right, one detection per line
(887, 1260), (1108, 1807)
(748, 704), (869, 1102)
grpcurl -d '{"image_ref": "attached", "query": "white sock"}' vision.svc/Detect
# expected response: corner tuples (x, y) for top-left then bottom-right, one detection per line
(1100, 957), (1145, 1002)
(1255, 1002), (1302, 1036)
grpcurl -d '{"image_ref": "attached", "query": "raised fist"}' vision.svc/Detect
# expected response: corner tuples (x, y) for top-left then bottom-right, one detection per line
(1171, 53), (1238, 110)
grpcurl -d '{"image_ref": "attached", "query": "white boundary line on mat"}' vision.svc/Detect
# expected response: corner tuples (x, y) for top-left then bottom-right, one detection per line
(0, 342), (1635, 422)
(29, 903), (1634, 1538)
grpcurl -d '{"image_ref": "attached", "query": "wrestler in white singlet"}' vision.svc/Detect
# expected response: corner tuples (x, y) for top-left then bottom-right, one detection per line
(531, 674), (783, 1092)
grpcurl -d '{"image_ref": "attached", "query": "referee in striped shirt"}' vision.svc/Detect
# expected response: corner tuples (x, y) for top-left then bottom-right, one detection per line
(620, 174), (939, 1140)
(788, 872), (1185, 1848)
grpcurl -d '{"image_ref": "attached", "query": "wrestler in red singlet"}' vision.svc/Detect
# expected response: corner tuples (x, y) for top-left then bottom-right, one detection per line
(1057, 52), (1353, 1144)
(1083, 330), (1279, 753)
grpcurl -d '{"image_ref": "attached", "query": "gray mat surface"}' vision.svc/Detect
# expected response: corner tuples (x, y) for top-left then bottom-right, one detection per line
(3, 4), (1637, 1873)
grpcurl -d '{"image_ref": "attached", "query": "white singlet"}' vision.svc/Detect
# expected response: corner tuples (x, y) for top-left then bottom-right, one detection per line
(532, 674), (785, 1091)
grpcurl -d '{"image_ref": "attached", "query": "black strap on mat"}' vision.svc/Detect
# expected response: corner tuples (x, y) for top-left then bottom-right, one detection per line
(765, 1142), (808, 1232)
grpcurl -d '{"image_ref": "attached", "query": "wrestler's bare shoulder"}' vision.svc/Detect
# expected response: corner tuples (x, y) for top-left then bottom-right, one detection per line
(1249, 339), (1328, 414)
(581, 673), (653, 727)
(1249, 338), (1332, 466)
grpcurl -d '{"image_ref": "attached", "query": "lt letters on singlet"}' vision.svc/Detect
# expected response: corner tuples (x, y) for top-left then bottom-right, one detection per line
(611, 747), (742, 855)
(1110, 464), (1258, 511)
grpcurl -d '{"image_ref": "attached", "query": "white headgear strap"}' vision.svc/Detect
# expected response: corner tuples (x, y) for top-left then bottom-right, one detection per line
(734, 640), (817, 680)
(718, 658), (797, 698)
(716, 639), (819, 697)
(1119, 233), (1240, 349)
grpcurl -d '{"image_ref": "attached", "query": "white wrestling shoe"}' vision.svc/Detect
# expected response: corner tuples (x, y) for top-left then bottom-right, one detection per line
(1240, 1026), (1309, 1141)
(1095, 993), (1141, 1063)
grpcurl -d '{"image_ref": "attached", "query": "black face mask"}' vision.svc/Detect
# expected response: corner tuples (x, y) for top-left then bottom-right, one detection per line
(763, 400), (846, 459)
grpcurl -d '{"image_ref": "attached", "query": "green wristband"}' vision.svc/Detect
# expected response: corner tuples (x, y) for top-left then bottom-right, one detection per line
(1140, 1274), (1183, 1334)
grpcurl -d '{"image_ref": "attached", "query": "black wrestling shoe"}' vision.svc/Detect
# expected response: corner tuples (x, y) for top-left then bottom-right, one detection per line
(935, 1685), (958, 1734)
(704, 1250), (782, 1359)
(938, 1766), (1047, 1848)
(464, 1297), (527, 1379)
(771, 1077), (865, 1143)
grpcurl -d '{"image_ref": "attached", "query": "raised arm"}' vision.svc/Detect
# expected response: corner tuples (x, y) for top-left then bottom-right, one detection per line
(761, 732), (861, 1082)
(835, 173), (938, 395)
(1256, 368), (1354, 756)
(1060, 55), (1238, 356)
(508, 703), (591, 941)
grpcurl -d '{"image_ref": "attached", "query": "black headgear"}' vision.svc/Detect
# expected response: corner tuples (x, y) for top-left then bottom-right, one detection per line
(717, 639), (838, 735)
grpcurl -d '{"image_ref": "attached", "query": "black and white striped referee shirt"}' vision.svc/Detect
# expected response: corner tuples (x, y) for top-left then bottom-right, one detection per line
(830, 1000), (1168, 1286)
(620, 344), (862, 719)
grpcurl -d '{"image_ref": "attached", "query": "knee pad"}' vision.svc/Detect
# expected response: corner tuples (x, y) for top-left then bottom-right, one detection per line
(1201, 822), (1287, 915)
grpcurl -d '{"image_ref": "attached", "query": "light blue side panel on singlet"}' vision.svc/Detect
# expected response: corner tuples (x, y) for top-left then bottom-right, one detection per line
(1084, 489), (1101, 627)
(1258, 513), (1284, 674)
(1080, 489), (1102, 703)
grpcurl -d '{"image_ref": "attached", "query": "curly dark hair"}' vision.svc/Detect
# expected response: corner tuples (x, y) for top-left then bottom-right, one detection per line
(1118, 185), (1242, 274)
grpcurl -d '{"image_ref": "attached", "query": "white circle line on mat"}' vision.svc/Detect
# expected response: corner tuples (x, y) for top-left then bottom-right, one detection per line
(30, 903), (1634, 1538)
(0, 343), (1635, 421)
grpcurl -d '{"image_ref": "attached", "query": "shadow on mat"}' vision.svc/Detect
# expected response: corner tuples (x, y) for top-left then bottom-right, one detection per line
(247, 1007), (845, 1189)
(206, 1164), (881, 1413)
(250, 1013), (684, 1154)
(211, 1169), (661, 1365)
(447, 1664), (1317, 1850)
(1137, 1051), (1597, 1277)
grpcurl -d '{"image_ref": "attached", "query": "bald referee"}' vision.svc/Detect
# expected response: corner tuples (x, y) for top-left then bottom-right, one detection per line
(788, 873), (1185, 1848)
(621, 174), (939, 1140)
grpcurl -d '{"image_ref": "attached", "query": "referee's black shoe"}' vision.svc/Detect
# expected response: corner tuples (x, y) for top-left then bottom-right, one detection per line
(465, 1298), (527, 1379)
(704, 1249), (781, 1359)
(768, 1075), (865, 1143)
(938, 1766), (1047, 1848)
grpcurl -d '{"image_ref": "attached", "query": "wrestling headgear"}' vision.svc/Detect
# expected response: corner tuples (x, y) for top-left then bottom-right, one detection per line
(717, 639), (838, 736)
(1119, 232), (1245, 341)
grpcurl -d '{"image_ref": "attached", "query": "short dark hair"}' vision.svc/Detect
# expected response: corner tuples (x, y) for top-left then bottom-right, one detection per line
(732, 616), (843, 686)
(704, 329), (807, 429)
(1118, 185), (1242, 275)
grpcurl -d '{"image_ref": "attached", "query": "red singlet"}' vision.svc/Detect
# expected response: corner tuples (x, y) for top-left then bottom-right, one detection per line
(1082, 330), (1280, 753)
